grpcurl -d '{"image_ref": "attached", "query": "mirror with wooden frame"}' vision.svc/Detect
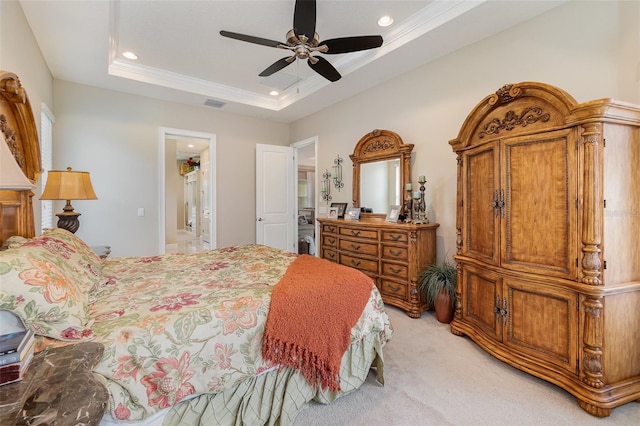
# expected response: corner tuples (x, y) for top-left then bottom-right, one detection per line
(350, 129), (413, 215)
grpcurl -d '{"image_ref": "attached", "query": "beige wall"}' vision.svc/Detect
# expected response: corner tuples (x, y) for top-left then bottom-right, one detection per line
(290, 0), (640, 262)
(1, 0), (54, 234)
(51, 81), (289, 256)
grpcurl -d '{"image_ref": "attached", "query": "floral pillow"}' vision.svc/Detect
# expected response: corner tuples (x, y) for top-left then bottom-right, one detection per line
(0, 234), (94, 341)
(25, 228), (105, 288)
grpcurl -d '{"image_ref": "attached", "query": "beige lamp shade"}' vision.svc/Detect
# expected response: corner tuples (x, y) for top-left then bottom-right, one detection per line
(41, 167), (98, 200)
(0, 134), (35, 190)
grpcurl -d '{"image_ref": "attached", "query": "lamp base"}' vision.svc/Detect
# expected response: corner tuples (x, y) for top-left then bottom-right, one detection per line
(56, 211), (81, 234)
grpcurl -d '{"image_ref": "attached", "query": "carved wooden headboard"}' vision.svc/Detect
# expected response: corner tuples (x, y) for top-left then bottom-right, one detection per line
(0, 71), (42, 246)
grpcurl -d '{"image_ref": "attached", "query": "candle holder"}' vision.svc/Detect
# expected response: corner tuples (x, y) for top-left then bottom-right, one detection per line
(403, 189), (413, 222)
(413, 177), (429, 224)
(332, 155), (343, 191)
(321, 169), (332, 202)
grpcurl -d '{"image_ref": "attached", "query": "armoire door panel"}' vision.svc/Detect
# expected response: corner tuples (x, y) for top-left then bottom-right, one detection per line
(504, 280), (578, 374)
(463, 143), (500, 265)
(462, 265), (501, 340)
(501, 130), (577, 278)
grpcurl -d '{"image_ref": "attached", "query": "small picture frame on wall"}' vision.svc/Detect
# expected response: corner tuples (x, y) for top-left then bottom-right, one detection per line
(330, 202), (348, 218)
(328, 207), (339, 219)
(385, 205), (401, 223)
(345, 208), (360, 221)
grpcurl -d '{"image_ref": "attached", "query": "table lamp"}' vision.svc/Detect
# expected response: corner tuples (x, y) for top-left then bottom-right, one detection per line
(0, 136), (35, 190)
(40, 167), (97, 233)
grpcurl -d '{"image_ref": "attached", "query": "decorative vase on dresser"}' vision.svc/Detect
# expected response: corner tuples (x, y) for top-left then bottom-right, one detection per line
(449, 81), (640, 417)
(317, 217), (438, 318)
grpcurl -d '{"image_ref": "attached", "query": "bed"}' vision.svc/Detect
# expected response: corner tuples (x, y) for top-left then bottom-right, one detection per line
(0, 71), (393, 424)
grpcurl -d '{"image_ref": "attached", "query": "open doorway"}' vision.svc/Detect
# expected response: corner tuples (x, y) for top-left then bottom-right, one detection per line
(293, 137), (317, 255)
(159, 128), (217, 254)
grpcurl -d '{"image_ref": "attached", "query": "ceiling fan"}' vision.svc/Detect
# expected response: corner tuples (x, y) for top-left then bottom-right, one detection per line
(220, 0), (383, 82)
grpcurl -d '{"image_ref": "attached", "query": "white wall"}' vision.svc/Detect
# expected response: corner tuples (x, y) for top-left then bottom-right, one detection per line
(52, 81), (289, 256)
(290, 0), (640, 262)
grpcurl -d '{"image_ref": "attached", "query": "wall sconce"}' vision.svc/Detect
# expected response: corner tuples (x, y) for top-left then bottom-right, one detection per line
(332, 155), (343, 191)
(40, 167), (98, 233)
(321, 169), (332, 202)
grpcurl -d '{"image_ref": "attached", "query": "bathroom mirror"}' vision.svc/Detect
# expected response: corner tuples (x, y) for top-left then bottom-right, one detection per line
(350, 129), (413, 215)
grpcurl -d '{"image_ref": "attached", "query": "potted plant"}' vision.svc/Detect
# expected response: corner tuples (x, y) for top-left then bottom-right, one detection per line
(419, 259), (457, 323)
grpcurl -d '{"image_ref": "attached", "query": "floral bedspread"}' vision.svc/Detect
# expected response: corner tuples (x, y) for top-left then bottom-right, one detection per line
(89, 245), (389, 421)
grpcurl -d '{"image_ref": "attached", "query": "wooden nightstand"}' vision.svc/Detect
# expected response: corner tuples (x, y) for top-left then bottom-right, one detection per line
(91, 245), (111, 259)
(0, 342), (108, 425)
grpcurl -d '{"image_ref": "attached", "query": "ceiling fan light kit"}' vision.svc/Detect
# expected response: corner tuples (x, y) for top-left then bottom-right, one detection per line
(220, 0), (383, 83)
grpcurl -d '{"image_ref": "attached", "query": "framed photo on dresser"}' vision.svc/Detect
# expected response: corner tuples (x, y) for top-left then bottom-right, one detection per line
(386, 205), (401, 223)
(345, 208), (360, 221)
(330, 202), (348, 218)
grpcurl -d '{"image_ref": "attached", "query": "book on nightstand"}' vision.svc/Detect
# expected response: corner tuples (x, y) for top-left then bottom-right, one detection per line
(0, 329), (35, 366)
(0, 345), (34, 386)
(0, 311), (36, 386)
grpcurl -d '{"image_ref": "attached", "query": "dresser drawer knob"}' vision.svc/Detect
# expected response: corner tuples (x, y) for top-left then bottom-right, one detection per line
(350, 244), (360, 250)
(328, 252), (335, 259)
(328, 238), (335, 244)
(388, 283), (401, 291)
(390, 266), (402, 274)
(351, 230), (361, 237)
(390, 234), (401, 241)
(390, 249), (402, 256)
(351, 260), (361, 267)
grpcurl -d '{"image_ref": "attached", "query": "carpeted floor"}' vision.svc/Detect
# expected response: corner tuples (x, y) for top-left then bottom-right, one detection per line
(294, 306), (640, 425)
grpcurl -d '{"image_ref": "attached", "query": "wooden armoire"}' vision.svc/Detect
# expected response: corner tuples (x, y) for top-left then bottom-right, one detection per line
(449, 82), (640, 417)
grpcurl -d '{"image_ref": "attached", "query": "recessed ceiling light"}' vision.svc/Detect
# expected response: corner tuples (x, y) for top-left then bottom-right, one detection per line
(377, 16), (393, 27)
(187, 144), (194, 148)
(122, 51), (138, 60)
(269, 90), (279, 96)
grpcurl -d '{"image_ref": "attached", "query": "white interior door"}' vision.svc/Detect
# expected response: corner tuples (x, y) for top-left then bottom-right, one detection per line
(256, 144), (295, 252)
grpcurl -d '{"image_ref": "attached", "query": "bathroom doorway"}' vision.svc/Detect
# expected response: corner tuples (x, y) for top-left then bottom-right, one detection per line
(159, 128), (217, 254)
(293, 137), (317, 255)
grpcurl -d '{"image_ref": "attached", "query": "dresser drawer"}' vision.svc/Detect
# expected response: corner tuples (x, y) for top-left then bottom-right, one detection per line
(381, 231), (408, 244)
(339, 227), (378, 240)
(382, 245), (408, 261)
(322, 224), (338, 235)
(380, 279), (408, 299)
(322, 234), (338, 248)
(381, 262), (408, 280)
(322, 248), (338, 262)
(339, 239), (378, 256)
(340, 254), (378, 274)
(316, 217), (439, 319)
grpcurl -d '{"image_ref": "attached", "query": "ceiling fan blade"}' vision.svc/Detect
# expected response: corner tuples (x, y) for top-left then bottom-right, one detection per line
(220, 30), (282, 48)
(320, 35), (384, 54)
(308, 56), (341, 82)
(293, 0), (316, 40)
(259, 57), (295, 77)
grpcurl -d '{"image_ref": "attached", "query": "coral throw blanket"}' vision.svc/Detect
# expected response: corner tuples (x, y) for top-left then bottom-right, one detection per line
(262, 255), (374, 392)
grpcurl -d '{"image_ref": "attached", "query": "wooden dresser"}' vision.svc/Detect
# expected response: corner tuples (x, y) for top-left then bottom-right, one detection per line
(317, 217), (439, 318)
(449, 82), (640, 417)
